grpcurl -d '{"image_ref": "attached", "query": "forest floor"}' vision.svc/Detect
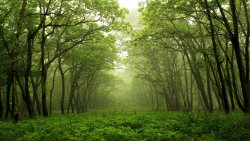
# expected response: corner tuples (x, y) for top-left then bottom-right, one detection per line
(0, 110), (249, 141)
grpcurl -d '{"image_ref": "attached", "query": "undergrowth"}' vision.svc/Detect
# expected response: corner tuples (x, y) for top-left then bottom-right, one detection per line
(0, 111), (249, 141)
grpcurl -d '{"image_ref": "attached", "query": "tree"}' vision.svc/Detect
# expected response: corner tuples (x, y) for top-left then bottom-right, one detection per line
(0, 0), (128, 118)
(129, 0), (250, 113)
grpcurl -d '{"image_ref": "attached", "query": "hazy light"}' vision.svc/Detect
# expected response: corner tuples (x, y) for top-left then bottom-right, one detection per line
(118, 0), (141, 9)
(120, 51), (128, 58)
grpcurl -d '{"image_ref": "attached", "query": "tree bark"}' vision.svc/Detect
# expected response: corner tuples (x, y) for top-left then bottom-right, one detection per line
(4, 76), (12, 119)
(230, 0), (250, 112)
(225, 41), (235, 110)
(12, 0), (27, 122)
(41, 24), (48, 117)
(204, 0), (229, 113)
(184, 48), (210, 112)
(24, 31), (37, 118)
(242, 0), (250, 83)
(231, 49), (244, 111)
(30, 77), (41, 115)
(206, 65), (213, 112)
(58, 57), (65, 115)
(49, 66), (58, 115)
(214, 0), (250, 112)
(0, 84), (3, 119)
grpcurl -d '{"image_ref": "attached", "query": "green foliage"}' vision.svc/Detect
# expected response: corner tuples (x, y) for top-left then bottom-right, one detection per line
(0, 112), (249, 141)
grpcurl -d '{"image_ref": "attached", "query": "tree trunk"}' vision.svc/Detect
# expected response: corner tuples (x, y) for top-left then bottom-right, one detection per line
(41, 24), (48, 117)
(11, 0), (27, 122)
(41, 65), (48, 117)
(58, 57), (65, 115)
(231, 25), (250, 112)
(67, 78), (76, 114)
(75, 83), (81, 114)
(173, 37), (210, 112)
(190, 73), (193, 112)
(184, 49), (210, 112)
(231, 50), (244, 111)
(39, 0), (54, 117)
(215, 0), (250, 112)
(49, 66), (58, 115)
(24, 32), (35, 118)
(225, 42), (235, 110)
(30, 77), (41, 115)
(0, 84), (3, 119)
(183, 54), (190, 112)
(206, 65), (213, 112)
(149, 84), (155, 110)
(5, 76), (12, 119)
(204, 0), (229, 113)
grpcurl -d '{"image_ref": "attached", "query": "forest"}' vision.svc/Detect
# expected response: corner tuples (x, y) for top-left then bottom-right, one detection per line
(0, 0), (250, 140)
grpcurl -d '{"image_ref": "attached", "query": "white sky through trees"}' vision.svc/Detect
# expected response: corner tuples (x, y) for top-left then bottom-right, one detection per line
(117, 0), (143, 59)
(118, 0), (142, 9)
(115, 0), (144, 74)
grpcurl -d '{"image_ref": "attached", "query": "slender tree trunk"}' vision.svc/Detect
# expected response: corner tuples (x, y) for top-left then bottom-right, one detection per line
(174, 37), (210, 112)
(41, 65), (48, 116)
(230, 0), (250, 113)
(11, 0), (27, 122)
(5, 76), (12, 119)
(206, 65), (213, 112)
(24, 32), (35, 118)
(71, 96), (75, 114)
(41, 24), (48, 117)
(215, 0), (250, 112)
(82, 76), (95, 113)
(67, 67), (84, 113)
(75, 83), (80, 114)
(0, 84), (3, 119)
(225, 42), (235, 110)
(155, 89), (159, 111)
(208, 60), (223, 110)
(49, 66), (58, 115)
(30, 77), (41, 115)
(184, 49), (210, 112)
(85, 74), (97, 112)
(204, 0), (229, 113)
(83, 92), (88, 113)
(190, 73), (193, 111)
(183, 54), (190, 112)
(231, 50), (244, 111)
(39, 0), (54, 117)
(58, 57), (65, 115)
(242, 0), (250, 83)
(149, 84), (155, 110)
(67, 77), (76, 114)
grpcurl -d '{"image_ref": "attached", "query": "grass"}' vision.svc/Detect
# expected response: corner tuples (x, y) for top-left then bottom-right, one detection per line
(0, 111), (249, 141)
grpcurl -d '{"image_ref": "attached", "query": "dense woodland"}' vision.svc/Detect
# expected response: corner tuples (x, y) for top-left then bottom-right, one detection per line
(127, 0), (250, 113)
(0, 0), (250, 123)
(0, 0), (129, 119)
(0, 0), (250, 140)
